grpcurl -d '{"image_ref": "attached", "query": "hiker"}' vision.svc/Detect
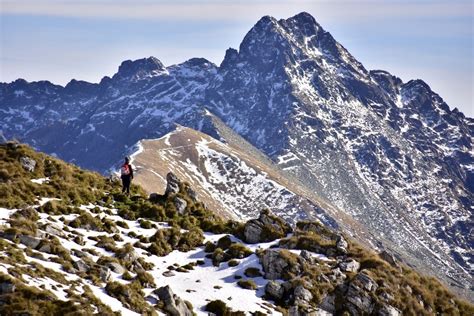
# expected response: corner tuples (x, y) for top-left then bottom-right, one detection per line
(120, 157), (133, 195)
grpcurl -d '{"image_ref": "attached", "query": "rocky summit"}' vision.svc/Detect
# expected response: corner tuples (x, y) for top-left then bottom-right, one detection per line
(0, 143), (473, 315)
(0, 12), (472, 301)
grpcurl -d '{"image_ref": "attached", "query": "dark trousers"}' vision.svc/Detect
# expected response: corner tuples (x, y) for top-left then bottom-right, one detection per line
(121, 175), (131, 194)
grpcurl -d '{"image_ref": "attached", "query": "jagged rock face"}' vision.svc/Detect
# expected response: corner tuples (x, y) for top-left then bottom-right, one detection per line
(243, 210), (292, 243)
(1, 12), (472, 297)
(154, 285), (193, 316)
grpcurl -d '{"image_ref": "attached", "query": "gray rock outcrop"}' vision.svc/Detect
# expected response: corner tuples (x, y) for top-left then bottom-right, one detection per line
(155, 285), (193, 316)
(165, 172), (180, 196)
(260, 249), (302, 280)
(243, 209), (292, 244)
(265, 280), (284, 300)
(20, 156), (36, 172)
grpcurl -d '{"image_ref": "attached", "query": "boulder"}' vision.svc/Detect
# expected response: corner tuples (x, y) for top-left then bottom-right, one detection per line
(339, 259), (360, 273)
(353, 272), (378, 292)
(154, 285), (193, 316)
(345, 272), (378, 314)
(265, 280), (284, 300)
(379, 250), (399, 268)
(173, 196), (187, 214)
(100, 267), (112, 282)
(20, 156), (36, 172)
(37, 242), (52, 254)
(377, 304), (401, 316)
(294, 285), (313, 304)
(319, 294), (336, 313)
(329, 267), (346, 283)
(288, 306), (331, 316)
(243, 210), (292, 244)
(73, 259), (90, 273)
(165, 172), (180, 196)
(336, 235), (348, 254)
(105, 262), (125, 274)
(117, 248), (139, 263)
(162, 270), (176, 277)
(260, 249), (302, 280)
(18, 235), (41, 249)
(346, 284), (374, 314)
(43, 223), (65, 237)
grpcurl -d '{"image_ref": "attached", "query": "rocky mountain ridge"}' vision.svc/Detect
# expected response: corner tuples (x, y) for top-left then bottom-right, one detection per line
(0, 143), (473, 315)
(1, 12), (472, 299)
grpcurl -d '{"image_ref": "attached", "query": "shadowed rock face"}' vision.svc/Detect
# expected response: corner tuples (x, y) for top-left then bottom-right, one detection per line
(1, 12), (472, 299)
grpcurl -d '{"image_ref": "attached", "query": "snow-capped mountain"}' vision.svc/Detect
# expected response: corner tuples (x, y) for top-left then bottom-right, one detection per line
(1, 12), (472, 299)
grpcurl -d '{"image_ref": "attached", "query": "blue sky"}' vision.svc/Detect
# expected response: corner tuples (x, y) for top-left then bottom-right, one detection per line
(1, 0), (473, 117)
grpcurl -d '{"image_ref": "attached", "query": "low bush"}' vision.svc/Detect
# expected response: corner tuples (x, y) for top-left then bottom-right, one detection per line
(237, 279), (257, 290)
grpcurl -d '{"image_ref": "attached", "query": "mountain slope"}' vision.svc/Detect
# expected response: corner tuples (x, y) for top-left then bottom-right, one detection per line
(1, 143), (473, 315)
(130, 125), (339, 226)
(1, 12), (472, 299)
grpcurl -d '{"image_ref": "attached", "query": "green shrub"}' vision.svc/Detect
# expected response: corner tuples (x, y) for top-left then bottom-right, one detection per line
(226, 243), (253, 259)
(244, 267), (262, 278)
(237, 279), (257, 290)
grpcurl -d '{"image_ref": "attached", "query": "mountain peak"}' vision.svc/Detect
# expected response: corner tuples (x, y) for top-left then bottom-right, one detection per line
(113, 56), (167, 81)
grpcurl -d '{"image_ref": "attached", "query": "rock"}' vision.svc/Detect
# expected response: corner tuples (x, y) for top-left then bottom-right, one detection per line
(43, 223), (65, 237)
(379, 250), (399, 268)
(100, 267), (112, 282)
(265, 280), (284, 300)
(339, 259), (360, 273)
(243, 209), (292, 244)
(329, 267), (346, 283)
(300, 250), (312, 261)
(294, 285), (313, 304)
(345, 272), (378, 314)
(0, 282), (15, 294)
(377, 304), (401, 316)
(154, 285), (193, 316)
(353, 272), (378, 292)
(288, 306), (331, 316)
(117, 248), (139, 263)
(37, 242), (52, 253)
(173, 196), (187, 214)
(72, 249), (89, 258)
(346, 284), (374, 314)
(18, 235), (41, 249)
(379, 290), (394, 302)
(185, 186), (198, 201)
(163, 270), (176, 277)
(336, 235), (348, 254)
(73, 259), (90, 273)
(20, 156), (36, 172)
(216, 235), (233, 250)
(243, 220), (264, 244)
(319, 294), (336, 313)
(165, 172), (180, 196)
(105, 262), (125, 274)
(260, 249), (301, 280)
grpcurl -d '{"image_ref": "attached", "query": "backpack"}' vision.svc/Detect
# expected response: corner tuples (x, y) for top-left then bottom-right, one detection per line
(121, 164), (130, 176)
